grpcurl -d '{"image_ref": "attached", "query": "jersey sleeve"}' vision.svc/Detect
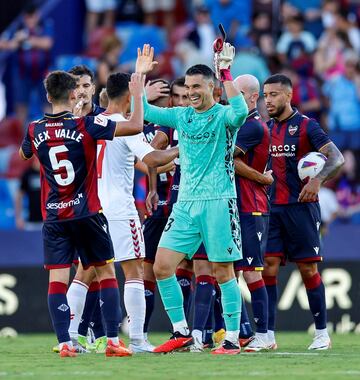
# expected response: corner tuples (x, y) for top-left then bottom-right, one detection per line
(235, 120), (264, 154)
(21, 126), (34, 159)
(306, 119), (331, 151)
(143, 96), (179, 129)
(85, 115), (116, 140)
(223, 94), (248, 131)
(125, 133), (155, 161)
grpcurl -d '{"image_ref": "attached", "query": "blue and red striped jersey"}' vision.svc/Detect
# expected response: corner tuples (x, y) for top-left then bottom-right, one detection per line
(143, 123), (172, 218)
(158, 126), (180, 208)
(235, 109), (270, 214)
(21, 111), (116, 222)
(268, 109), (331, 205)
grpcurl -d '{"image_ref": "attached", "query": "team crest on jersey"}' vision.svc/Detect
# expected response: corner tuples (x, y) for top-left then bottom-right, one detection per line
(288, 125), (298, 135)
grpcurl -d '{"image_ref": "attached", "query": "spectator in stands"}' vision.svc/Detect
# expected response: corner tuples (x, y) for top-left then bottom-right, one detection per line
(322, 51), (360, 150)
(0, 3), (53, 125)
(334, 9), (360, 54)
(276, 13), (317, 63)
(250, 11), (275, 58)
(15, 158), (41, 230)
(95, 34), (123, 100)
(282, 66), (321, 120)
(141, 0), (176, 36)
(336, 150), (360, 224)
(205, 0), (252, 43)
(85, 0), (118, 36)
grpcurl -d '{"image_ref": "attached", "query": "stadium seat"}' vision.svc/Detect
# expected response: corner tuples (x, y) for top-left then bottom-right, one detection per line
(116, 23), (167, 64)
(54, 55), (98, 72)
(85, 26), (116, 58)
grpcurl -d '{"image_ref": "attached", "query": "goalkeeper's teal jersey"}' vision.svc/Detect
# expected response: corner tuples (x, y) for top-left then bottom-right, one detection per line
(144, 95), (248, 201)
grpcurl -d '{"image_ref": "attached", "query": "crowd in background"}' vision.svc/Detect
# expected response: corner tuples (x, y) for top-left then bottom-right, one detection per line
(0, 0), (359, 230)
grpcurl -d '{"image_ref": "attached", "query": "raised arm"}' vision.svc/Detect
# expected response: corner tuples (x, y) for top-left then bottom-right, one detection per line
(114, 73), (144, 136)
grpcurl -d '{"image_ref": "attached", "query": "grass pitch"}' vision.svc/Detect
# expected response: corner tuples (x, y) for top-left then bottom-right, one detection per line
(0, 333), (359, 380)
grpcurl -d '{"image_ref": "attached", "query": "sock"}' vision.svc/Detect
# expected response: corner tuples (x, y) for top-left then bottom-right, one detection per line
(304, 272), (327, 330)
(67, 279), (88, 339)
(157, 274), (187, 330)
(144, 280), (156, 334)
(239, 297), (253, 338)
(219, 278), (241, 336)
(264, 275), (278, 331)
(214, 281), (225, 331)
(77, 281), (98, 338)
(89, 292), (106, 339)
(203, 288), (215, 344)
(124, 279), (146, 343)
(248, 279), (268, 334)
(193, 275), (215, 333)
(48, 282), (71, 344)
(175, 268), (193, 319)
(100, 278), (122, 338)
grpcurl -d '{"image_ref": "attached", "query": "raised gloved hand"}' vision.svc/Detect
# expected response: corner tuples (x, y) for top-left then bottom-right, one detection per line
(214, 42), (235, 82)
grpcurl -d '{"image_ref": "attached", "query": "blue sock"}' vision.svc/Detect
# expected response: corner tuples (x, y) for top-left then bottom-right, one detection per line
(304, 273), (327, 329)
(144, 280), (156, 333)
(193, 275), (215, 332)
(203, 288), (215, 344)
(248, 279), (268, 333)
(239, 297), (253, 338)
(176, 268), (193, 319)
(219, 278), (241, 332)
(99, 278), (122, 338)
(78, 281), (103, 338)
(90, 292), (105, 339)
(214, 282), (225, 331)
(264, 276), (278, 331)
(48, 282), (71, 343)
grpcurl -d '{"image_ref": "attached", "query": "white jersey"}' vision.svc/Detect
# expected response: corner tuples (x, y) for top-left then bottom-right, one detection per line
(97, 112), (154, 220)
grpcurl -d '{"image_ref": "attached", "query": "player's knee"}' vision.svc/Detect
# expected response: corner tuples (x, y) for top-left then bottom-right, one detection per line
(264, 257), (280, 276)
(298, 262), (318, 280)
(153, 259), (173, 280)
(95, 262), (116, 281)
(213, 263), (234, 284)
(243, 270), (262, 284)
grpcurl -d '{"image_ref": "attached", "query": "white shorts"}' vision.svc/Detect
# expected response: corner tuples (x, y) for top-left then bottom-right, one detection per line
(86, 0), (117, 13)
(108, 218), (145, 262)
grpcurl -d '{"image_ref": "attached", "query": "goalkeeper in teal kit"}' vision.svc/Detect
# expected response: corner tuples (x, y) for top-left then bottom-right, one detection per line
(136, 43), (248, 354)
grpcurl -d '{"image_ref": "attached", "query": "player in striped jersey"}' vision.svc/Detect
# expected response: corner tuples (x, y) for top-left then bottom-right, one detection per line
(19, 70), (144, 357)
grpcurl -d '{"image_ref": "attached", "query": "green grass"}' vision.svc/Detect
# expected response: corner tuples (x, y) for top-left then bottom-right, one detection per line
(0, 333), (359, 380)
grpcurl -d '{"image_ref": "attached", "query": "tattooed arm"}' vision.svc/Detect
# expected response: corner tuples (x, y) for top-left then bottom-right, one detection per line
(298, 142), (344, 202)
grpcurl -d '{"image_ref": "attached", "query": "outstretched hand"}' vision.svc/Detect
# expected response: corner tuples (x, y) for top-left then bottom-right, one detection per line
(136, 44), (158, 74)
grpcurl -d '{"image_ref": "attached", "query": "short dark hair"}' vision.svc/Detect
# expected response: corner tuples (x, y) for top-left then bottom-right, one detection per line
(185, 64), (215, 80)
(264, 74), (292, 89)
(106, 72), (131, 99)
(170, 77), (185, 94)
(68, 65), (95, 83)
(44, 71), (77, 103)
(23, 3), (38, 15)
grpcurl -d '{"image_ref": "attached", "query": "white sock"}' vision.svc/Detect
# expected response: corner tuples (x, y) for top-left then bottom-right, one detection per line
(67, 280), (88, 339)
(192, 329), (202, 344)
(173, 321), (189, 336)
(315, 328), (328, 337)
(108, 336), (119, 345)
(124, 280), (146, 344)
(267, 330), (275, 341)
(59, 340), (73, 350)
(225, 330), (239, 345)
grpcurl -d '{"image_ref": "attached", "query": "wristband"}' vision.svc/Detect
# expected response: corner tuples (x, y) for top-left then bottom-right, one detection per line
(220, 68), (233, 82)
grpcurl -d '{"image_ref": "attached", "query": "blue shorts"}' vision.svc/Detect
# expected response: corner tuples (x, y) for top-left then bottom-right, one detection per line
(43, 213), (114, 270)
(235, 213), (269, 271)
(143, 217), (168, 264)
(265, 203), (322, 265)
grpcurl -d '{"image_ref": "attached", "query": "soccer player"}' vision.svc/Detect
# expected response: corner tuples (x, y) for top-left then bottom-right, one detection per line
(19, 70), (145, 357)
(232, 74), (273, 351)
(262, 74), (344, 350)
(97, 72), (179, 353)
(136, 44), (248, 354)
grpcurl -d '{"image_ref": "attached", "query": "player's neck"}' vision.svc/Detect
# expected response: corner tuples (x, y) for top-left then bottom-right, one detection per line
(276, 105), (294, 122)
(106, 100), (127, 116)
(51, 103), (72, 115)
(194, 99), (216, 113)
(81, 102), (93, 116)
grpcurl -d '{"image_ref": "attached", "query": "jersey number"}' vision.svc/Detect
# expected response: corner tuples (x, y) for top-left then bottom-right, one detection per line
(164, 217), (175, 232)
(49, 145), (75, 186)
(97, 141), (106, 178)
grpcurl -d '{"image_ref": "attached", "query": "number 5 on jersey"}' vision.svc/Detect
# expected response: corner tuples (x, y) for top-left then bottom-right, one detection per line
(49, 145), (75, 186)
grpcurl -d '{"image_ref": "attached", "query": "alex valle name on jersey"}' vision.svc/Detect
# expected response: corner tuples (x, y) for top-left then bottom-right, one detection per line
(33, 128), (84, 150)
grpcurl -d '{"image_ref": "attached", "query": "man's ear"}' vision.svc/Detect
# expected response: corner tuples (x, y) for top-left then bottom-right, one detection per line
(46, 93), (52, 104)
